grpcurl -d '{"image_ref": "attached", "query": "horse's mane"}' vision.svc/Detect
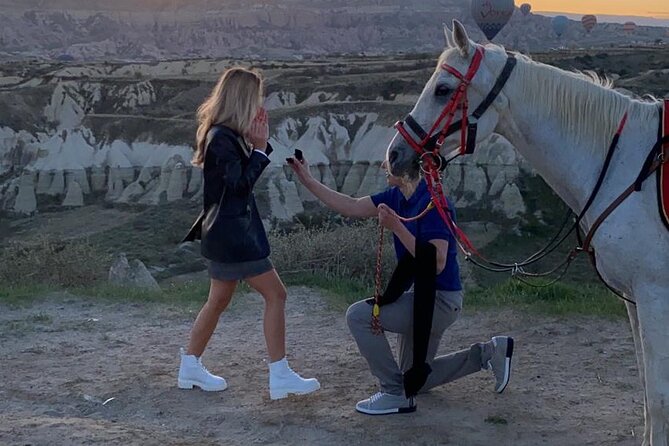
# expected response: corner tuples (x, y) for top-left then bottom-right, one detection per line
(441, 43), (659, 153)
(496, 46), (658, 151)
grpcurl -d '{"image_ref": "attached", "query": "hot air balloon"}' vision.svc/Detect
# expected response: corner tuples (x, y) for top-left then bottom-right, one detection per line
(581, 14), (597, 33)
(520, 3), (531, 16)
(470, 0), (515, 41)
(623, 21), (637, 34)
(552, 15), (569, 38)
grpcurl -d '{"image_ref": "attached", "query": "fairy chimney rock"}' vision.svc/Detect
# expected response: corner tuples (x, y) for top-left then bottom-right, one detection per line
(62, 180), (84, 207)
(13, 174), (37, 215)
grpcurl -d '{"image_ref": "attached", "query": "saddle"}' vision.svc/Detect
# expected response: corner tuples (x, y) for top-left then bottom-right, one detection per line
(658, 99), (669, 230)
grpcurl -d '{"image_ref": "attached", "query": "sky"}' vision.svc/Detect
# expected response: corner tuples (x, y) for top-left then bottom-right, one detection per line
(530, 0), (669, 19)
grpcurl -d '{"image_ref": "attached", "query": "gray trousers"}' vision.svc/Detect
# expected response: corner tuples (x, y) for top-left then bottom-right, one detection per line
(346, 291), (493, 396)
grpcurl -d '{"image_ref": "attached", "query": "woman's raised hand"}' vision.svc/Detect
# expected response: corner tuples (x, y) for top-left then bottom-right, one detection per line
(248, 107), (269, 150)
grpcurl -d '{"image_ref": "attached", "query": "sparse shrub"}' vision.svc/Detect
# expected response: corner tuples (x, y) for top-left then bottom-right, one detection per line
(0, 237), (110, 287)
(485, 415), (508, 425)
(269, 220), (395, 285)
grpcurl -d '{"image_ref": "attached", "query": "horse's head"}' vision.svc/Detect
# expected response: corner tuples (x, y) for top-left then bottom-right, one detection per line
(386, 20), (511, 178)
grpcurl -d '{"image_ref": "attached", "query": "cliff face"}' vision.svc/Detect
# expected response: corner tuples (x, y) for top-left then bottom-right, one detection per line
(0, 1), (666, 61)
(3, 46), (667, 223)
(0, 55), (535, 223)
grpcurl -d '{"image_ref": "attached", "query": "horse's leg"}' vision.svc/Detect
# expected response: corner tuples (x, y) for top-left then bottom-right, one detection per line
(627, 300), (651, 445)
(635, 285), (669, 446)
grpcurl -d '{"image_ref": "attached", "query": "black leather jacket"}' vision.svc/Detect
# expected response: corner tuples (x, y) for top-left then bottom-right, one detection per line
(183, 125), (273, 263)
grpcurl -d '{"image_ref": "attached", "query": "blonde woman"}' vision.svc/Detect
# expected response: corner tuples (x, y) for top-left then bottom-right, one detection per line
(180, 67), (320, 400)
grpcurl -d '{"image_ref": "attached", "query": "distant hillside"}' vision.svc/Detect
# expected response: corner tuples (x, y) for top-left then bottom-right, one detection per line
(0, 0), (433, 11)
(536, 11), (669, 28)
(0, 1), (667, 61)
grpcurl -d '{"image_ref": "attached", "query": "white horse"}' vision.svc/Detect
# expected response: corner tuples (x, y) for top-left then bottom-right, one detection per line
(386, 20), (668, 445)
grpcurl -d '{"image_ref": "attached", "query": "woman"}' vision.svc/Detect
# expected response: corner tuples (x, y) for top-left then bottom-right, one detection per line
(180, 67), (320, 400)
(288, 154), (514, 415)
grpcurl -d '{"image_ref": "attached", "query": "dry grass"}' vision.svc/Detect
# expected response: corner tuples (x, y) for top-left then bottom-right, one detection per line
(269, 220), (395, 285)
(0, 219), (623, 318)
(0, 236), (111, 287)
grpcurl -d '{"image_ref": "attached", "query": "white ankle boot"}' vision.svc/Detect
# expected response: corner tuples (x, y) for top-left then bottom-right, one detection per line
(177, 348), (228, 392)
(268, 358), (320, 400)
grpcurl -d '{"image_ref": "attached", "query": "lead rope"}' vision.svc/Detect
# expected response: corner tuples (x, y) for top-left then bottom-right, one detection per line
(371, 201), (435, 335)
(371, 220), (385, 335)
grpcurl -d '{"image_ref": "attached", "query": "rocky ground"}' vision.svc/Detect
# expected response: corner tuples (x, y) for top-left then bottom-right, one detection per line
(0, 287), (643, 446)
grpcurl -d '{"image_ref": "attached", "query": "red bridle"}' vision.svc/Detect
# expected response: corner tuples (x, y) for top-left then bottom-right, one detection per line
(393, 46), (488, 257)
(394, 46), (486, 161)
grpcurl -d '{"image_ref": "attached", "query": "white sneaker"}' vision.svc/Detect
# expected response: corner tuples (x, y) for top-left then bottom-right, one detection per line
(268, 358), (320, 400)
(486, 336), (514, 394)
(355, 392), (416, 415)
(177, 348), (228, 392)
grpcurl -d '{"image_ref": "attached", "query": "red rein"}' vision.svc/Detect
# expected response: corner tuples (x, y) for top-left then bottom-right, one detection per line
(394, 47), (487, 258)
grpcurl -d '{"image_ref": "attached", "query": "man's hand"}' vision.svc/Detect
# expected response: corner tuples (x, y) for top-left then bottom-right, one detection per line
(287, 155), (314, 184)
(378, 204), (403, 233)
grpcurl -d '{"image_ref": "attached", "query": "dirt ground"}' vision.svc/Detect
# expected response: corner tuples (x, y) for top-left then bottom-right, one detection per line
(0, 286), (644, 446)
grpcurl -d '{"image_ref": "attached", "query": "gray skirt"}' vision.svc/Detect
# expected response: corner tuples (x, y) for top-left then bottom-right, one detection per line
(208, 257), (274, 281)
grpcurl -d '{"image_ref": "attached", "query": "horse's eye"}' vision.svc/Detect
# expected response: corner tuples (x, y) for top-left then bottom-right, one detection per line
(435, 85), (451, 97)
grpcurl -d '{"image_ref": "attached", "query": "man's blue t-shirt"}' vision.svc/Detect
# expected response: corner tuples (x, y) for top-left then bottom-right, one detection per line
(370, 179), (462, 292)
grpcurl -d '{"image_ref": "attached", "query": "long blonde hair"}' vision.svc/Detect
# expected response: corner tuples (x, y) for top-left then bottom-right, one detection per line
(192, 67), (264, 167)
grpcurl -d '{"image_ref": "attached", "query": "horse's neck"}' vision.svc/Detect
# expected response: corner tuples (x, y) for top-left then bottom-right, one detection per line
(495, 64), (655, 217)
(496, 104), (593, 213)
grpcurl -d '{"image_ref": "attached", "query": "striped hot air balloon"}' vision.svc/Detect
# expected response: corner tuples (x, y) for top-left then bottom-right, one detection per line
(623, 21), (637, 34)
(471, 0), (515, 41)
(581, 14), (597, 33)
(520, 3), (531, 16)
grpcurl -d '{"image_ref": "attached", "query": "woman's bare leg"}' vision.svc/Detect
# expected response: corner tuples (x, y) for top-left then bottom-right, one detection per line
(245, 269), (287, 362)
(186, 278), (237, 357)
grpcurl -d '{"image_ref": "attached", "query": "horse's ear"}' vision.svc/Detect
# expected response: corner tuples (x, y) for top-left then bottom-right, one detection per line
(452, 19), (472, 57)
(443, 23), (453, 47)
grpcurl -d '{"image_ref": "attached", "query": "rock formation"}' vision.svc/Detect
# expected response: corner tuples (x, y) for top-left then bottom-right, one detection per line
(0, 51), (573, 224)
(108, 253), (161, 291)
(62, 180), (84, 207)
(498, 184), (527, 219)
(13, 173), (37, 215)
(0, 103), (533, 222)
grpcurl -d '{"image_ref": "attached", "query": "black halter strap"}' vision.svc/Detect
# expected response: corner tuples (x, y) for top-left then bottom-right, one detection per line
(472, 54), (517, 120)
(402, 53), (518, 157)
(404, 114), (429, 141)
